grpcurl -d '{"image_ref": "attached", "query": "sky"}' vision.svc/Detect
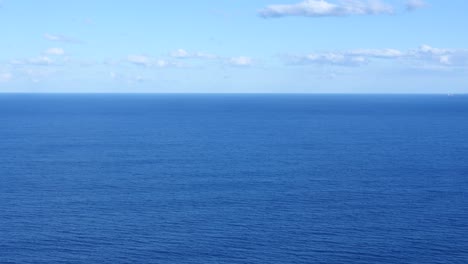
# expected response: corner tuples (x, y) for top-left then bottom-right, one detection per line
(1, 0), (468, 93)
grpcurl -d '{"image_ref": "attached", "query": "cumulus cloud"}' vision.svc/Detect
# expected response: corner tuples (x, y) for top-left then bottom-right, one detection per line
(229, 56), (254, 67)
(44, 48), (65, 56)
(44, 33), (81, 43)
(0, 73), (12, 83)
(405, 0), (426, 11)
(259, 0), (394, 18)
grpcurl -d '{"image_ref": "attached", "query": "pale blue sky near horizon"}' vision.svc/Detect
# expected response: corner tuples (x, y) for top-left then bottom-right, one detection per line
(1, 0), (468, 93)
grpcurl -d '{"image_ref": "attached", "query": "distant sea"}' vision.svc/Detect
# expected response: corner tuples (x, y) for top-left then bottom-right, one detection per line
(0, 94), (467, 264)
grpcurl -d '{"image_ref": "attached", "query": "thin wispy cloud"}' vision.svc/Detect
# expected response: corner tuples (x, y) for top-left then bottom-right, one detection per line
(171, 50), (255, 66)
(110, 72), (150, 84)
(155, 59), (174, 68)
(28, 56), (54, 66)
(127, 55), (178, 68)
(127, 55), (152, 67)
(259, 0), (394, 18)
(286, 53), (367, 66)
(171, 49), (190, 58)
(10, 56), (55, 66)
(170, 49), (217, 59)
(348, 49), (404, 58)
(0, 73), (12, 83)
(110, 72), (120, 80)
(411, 45), (468, 66)
(44, 33), (81, 43)
(170, 49), (251, 67)
(285, 45), (468, 68)
(44, 48), (65, 56)
(228, 56), (254, 67)
(22, 68), (58, 83)
(405, 0), (427, 11)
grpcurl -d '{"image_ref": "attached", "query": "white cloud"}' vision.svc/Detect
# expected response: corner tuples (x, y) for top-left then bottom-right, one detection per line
(44, 33), (80, 43)
(259, 0), (394, 18)
(405, 0), (426, 11)
(127, 55), (152, 67)
(0, 73), (12, 83)
(44, 48), (65, 56)
(229, 56), (253, 67)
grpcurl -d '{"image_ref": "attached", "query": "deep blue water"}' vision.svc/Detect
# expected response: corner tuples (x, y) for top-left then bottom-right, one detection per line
(0, 94), (467, 264)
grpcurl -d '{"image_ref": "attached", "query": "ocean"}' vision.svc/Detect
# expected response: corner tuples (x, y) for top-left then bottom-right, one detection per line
(0, 94), (467, 263)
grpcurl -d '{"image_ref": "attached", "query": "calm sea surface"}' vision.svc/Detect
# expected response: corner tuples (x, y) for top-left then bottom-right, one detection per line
(0, 94), (467, 264)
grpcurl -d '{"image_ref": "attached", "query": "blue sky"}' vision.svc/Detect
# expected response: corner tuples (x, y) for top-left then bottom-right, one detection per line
(1, 0), (467, 93)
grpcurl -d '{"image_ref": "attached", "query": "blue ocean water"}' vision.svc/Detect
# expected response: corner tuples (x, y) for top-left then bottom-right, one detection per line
(0, 94), (467, 264)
